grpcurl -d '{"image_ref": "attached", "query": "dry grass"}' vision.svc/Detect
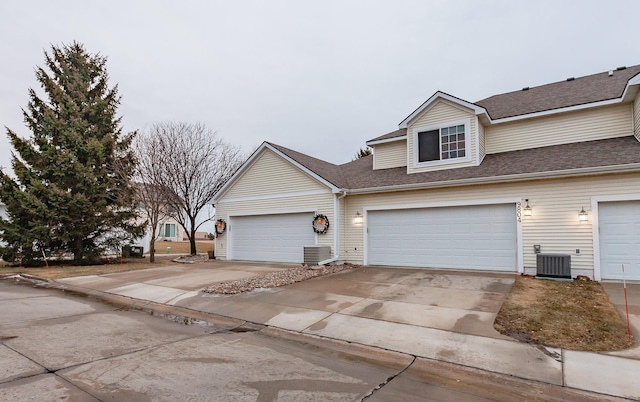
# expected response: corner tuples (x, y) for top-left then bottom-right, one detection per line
(151, 240), (215, 255)
(0, 256), (180, 280)
(494, 275), (631, 351)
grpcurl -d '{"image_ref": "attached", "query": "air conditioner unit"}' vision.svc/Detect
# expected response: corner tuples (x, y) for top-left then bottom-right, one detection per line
(536, 254), (571, 279)
(303, 245), (331, 266)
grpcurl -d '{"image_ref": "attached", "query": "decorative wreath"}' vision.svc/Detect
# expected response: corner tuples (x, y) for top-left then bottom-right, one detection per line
(312, 214), (330, 234)
(214, 219), (227, 235)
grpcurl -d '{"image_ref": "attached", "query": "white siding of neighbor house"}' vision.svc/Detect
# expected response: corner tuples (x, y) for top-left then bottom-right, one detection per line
(485, 103), (633, 154)
(224, 149), (327, 199)
(373, 139), (407, 170)
(341, 172), (640, 278)
(407, 99), (478, 174)
(634, 92), (640, 141)
(214, 149), (335, 260)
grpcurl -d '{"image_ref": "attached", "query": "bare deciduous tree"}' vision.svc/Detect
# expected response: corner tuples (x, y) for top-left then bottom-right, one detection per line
(133, 133), (172, 263)
(141, 122), (244, 255)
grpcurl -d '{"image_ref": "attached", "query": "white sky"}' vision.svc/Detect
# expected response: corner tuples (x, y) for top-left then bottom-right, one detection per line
(1, 0), (639, 172)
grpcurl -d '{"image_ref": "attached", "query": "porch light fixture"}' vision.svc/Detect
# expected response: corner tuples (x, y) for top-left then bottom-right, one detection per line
(579, 207), (588, 222)
(523, 199), (532, 216)
(354, 211), (363, 224)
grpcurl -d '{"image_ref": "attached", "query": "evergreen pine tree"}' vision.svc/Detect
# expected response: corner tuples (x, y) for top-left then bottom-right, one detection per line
(0, 42), (143, 264)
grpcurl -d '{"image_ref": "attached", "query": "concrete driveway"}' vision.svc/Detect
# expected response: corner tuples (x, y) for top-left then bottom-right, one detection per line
(178, 266), (514, 339)
(57, 260), (296, 304)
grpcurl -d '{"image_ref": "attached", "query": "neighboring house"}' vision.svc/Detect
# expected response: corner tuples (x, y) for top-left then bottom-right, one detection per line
(183, 232), (210, 241)
(212, 64), (640, 281)
(132, 185), (185, 251)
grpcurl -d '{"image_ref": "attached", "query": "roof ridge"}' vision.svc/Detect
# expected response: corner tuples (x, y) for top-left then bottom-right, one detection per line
(476, 63), (640, 103)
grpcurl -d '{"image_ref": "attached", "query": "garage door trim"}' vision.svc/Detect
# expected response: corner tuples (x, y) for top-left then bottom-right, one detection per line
(592, 194), (640, 281)
(227, 209), (318, 261)
(362, 198), (523, 273)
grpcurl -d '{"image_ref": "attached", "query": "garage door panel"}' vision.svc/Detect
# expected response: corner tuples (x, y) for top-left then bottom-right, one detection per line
(368, 204), (516, 271)
(231, 213), (315, 263)
(599, 201), (640, 280)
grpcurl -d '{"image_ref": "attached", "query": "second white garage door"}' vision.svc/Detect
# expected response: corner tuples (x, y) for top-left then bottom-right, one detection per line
(599, 201), (640, 280)
(229, 213), (315, 263)
(367, 204), (517, 271)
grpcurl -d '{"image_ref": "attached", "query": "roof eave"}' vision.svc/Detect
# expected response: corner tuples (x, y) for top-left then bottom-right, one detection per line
(399, 91), (489, 129)
(367, 135), (408, 146)
(346, 163), (640, 195)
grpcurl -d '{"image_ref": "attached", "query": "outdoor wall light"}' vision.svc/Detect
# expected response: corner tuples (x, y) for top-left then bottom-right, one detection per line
(354, 211), (363, 224)
(523, 199), (532, 216)
(579, 207), (588, 222)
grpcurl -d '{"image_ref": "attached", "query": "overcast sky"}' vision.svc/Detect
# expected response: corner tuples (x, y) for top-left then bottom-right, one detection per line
(1, 0), (640, 172)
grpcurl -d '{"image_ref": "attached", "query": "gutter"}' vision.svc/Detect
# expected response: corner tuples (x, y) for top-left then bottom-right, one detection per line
(347, 163), (640, 195)
(318, 190), (347, 265)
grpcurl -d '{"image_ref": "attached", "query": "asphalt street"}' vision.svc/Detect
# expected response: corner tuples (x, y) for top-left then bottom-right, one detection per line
(0, 279), (626, 401)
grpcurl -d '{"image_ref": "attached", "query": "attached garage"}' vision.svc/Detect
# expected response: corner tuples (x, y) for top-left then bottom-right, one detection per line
(598, 201), (640, 280)
(229, 213), (316, 263)
(366, 204), (517, 271)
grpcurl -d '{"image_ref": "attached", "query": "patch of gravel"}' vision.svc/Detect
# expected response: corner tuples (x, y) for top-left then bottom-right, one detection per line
(203, 263), (358, 294)
(173, 255), (208, 264)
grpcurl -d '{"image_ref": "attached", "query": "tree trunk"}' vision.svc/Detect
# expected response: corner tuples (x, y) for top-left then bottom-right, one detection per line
(189, 217), (197, 255)
(149, 238), (156, 263)
(73, 237), (84, 263)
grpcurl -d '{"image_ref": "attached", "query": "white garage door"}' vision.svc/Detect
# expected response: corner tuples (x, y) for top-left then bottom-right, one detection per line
(230, 213), (315, 263)
(367, 204), (517, 271)
(599, 201), (640, 280)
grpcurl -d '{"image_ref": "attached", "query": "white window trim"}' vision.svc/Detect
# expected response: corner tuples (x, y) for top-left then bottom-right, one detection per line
(412, 118), (472, 168)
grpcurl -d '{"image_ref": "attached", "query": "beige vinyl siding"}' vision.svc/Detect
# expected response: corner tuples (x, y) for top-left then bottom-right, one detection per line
(341, 172), (640, 277)
(407, 99), (477, 174)
(373, 139), (407, 169)
(224, 149), (326, 199)
(477, 119), (486, 163)
(486, 103), (633, 154)
(215, 193), (335, 259)
(634, 92), (640, 141)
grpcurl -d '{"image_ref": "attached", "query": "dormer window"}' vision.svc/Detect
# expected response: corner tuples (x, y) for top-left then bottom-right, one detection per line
(413, 119), (471, 167)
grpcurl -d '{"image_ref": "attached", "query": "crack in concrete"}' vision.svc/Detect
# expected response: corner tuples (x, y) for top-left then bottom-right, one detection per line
(360, 355), (416, 400)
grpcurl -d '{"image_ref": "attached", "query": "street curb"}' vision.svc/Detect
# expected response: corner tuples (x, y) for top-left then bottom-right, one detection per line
(2, 274), (637, 400)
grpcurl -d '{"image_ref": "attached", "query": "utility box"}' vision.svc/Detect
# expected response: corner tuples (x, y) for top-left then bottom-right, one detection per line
(536, 254), (571, 279)
(303, 245), (331, 266)
(122, 245), (144, 258)
(130, 246), (144, 258)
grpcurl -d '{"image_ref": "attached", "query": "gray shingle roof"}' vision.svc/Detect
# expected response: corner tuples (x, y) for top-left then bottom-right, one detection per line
(269, 64), (640, 193)
(367, 64), (640, 143)
(475, 65), (640, 120)
(268, 142), (349, 188)
(366, 128), (407, 144)
(272, 136), (640, 192)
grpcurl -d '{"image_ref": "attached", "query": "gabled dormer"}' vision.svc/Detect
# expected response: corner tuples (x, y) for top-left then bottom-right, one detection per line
(367, 92), (488, 174)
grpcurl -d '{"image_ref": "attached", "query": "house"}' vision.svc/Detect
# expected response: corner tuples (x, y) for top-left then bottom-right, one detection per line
(132, 184), (185, 252)
(212, 64), (640, 281)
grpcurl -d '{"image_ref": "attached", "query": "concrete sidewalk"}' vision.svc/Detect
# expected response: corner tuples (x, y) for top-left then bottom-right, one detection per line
(45, 261), (640, 399)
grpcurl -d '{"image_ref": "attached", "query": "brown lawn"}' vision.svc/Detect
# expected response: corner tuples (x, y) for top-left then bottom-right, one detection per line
(151, 240), (215, 255)
(494, 275), (631, 351)
(0, 241), (215, 280)
(0, 256), (178, 280)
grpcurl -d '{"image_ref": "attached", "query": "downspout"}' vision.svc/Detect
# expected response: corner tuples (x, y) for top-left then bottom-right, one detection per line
(318, 190), (347, 265)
